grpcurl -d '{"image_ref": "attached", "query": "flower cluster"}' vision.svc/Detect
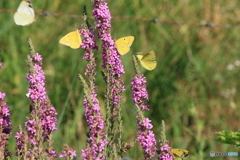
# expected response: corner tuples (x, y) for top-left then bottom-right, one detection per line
(0, 93), (12, 135)
(92, 0), (125, 108)
(80, 28), (98, 79)
(15, 52), (76, 159)
(59, 145), (77, 159)
(0, 92), (12, 158)
(80, 28), (98, 52)
(137, 118), (157, 159)
(26, 53), (47, 103)
(25, 53), (58, 142)
(93, 11), (125, 77)
(81, 95), (108, 159)
(157, 141), (174, 160)
(131, 74), (149, 110)
(131, 74), (157, 159)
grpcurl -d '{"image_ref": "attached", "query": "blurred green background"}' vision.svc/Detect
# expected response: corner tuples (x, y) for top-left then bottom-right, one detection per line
(0, 0), (240, 159)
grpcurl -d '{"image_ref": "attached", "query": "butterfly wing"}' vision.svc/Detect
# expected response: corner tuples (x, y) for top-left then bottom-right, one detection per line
(59, 29), (82, 49)
(115, 36), (134, 55)
(17, 0), (35, 17)
(173, 157), (183, 160)
(171, 148), (189, 158)
(14, 12), (34, 26)
(136, 50), (157, 70)
(14, 0), (35, 26)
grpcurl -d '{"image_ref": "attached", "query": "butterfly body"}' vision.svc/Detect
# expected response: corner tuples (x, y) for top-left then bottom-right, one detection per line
(14, 0), (35, 26)
(136, 50), (157, 70)
(59, 30), (82, 49)
(170, 148), (189, 160)
(115, 36), (134, 55)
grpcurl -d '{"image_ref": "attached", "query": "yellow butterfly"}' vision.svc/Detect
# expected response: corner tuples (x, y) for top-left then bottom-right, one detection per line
(115, 36), (134, 55)
(59, 29), (82, 49)
(14, 0), (35, 26)
(136, 50), (157, 71)
(170, 148), (189, 160)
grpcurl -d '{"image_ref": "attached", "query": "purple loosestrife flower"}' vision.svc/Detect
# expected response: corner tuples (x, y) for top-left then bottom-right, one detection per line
(15, 52), (58, 158)
(157, 141), (174, 160)
(0, 92), (12, 158)
(131, 75), (149, 111)
(80, 28), (98, 78)
(137, 118), (157, 159)
(25, 53), (57, 142)
(131, 74), (157, 159)
(80, 21), (107, 159)
(81, 96), (107, 159)
(15, 49), (75, 159)
(59, 145), (77, 159)
(0, 93), (12, 135)
(92, 0), (125, 107)
(92, 0), (125, 158)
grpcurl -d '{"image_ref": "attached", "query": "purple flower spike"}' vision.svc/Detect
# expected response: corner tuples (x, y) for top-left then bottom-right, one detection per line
(80, 19), (107, 159)
(92, 0), (125, 108)
(15, 52), (59, 158)
(131, 74), (157, 159)
(25, 53), (57, 141)
(15, 49), (75, 159)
